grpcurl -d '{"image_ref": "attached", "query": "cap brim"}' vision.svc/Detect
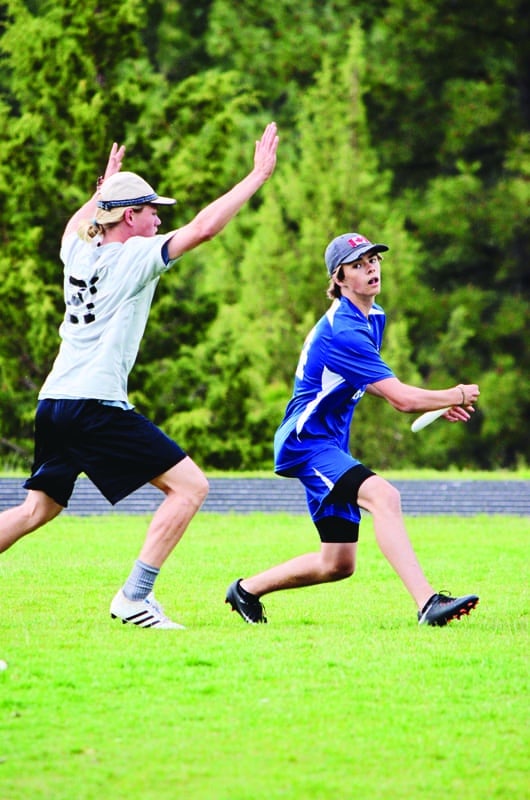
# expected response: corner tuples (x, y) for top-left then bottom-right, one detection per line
(342, 243), (389, 263)
(152, 195), (177, 206)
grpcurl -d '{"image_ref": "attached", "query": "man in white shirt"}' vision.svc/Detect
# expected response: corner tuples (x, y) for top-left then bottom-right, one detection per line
(1, 124), (279, 629)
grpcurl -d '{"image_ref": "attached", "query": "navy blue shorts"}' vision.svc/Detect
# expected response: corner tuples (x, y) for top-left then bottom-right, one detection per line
(24, 399), (187, 507)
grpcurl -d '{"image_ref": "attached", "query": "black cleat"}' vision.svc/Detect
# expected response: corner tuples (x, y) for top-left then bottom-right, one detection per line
(226, 579), (267, 624)
(418, 591), (479, 626)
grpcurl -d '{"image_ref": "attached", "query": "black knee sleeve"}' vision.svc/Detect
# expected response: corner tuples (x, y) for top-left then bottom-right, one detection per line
(327, 464), (375, 505)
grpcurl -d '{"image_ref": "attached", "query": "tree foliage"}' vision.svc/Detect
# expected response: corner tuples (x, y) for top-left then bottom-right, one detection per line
(0, 0), (528, 471)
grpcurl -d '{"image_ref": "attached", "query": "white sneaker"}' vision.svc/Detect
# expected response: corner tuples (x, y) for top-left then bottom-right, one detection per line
(110, 589), (185, 629)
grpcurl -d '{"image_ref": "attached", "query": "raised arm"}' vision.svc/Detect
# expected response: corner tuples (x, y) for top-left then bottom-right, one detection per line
(164, 122), (279, 261)
(62, 142), (126, 242)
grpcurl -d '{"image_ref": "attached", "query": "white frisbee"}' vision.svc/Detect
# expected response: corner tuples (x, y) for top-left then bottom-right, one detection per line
(410, 407), (451, 433)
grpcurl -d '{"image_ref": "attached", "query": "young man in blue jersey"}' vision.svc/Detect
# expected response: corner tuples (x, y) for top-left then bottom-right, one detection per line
(226, 232), (480, 627)
(0, 123), (279, 629)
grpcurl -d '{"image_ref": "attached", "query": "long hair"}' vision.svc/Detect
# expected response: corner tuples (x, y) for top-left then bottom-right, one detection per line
(326, 266), (344, 299)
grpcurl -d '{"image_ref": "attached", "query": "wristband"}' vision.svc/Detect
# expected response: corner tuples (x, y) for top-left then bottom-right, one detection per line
(458, 385), (466, 405)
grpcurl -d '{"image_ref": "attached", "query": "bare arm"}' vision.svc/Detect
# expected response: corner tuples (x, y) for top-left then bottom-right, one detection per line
(62, 142), (126, 242)
(366, 376), (480, 420)
(164, 122), (279, 261)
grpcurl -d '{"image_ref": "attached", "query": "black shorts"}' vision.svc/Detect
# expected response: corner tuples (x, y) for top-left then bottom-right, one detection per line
(24, 399), (187, 507)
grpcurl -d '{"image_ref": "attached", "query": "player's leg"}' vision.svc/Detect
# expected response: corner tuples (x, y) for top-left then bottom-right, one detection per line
(244, 455), (367, 593)
(241, 503), (364, 595)
(225, 541), (356, 624)
(226, 449), (363, 622)
(240, 540), (357, 597)
(357, 474), (479, 624)
(226, 504), (360, 623)
(139, 456), (209, 567)
(55, 402), (209, 629)
(2, 400), (79, 553)
(109, 456), (209, 629)
(0, 490), (63, 552)
(70, 402), (209, 565)
(356, 474), (434, 610)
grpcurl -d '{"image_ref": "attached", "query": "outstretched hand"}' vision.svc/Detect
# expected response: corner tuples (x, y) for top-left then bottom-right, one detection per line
(103, 142), (126, 182)
(253, 122), (279, 181)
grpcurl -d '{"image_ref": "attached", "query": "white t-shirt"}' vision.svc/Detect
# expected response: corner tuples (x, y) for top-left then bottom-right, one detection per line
(39, 232), (177, 403)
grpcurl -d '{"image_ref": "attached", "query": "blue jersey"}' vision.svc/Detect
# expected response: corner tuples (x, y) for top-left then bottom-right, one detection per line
(274, 296), (394, 472)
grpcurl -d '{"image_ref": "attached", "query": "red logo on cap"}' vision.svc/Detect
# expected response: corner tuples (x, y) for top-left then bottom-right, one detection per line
(348, 235), (370, 247)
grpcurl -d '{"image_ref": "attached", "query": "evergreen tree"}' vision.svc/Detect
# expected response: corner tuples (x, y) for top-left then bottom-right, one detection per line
(0, 0), (527, 470)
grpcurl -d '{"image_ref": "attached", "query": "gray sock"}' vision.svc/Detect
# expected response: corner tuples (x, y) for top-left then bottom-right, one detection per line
(123, 559), (160, 601)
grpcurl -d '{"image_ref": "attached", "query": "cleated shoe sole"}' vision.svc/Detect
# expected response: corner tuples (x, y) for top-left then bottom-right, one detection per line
(418, 592), (479, 626)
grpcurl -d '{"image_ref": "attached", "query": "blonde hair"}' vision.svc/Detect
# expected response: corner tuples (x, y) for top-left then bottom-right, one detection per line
(77, 204), (146, 242)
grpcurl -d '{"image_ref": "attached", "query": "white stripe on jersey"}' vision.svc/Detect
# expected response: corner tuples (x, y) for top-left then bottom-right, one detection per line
(295, 366), (345, 436)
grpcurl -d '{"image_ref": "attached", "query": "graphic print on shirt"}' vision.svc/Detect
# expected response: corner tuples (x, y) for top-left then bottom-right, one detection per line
(66, 274), (100, 325)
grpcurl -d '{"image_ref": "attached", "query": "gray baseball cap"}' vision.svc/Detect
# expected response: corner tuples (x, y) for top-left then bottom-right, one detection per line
(325, 233), (389, 276)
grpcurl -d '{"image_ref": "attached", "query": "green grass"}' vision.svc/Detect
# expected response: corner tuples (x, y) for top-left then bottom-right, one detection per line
(0, 513), (528, 799)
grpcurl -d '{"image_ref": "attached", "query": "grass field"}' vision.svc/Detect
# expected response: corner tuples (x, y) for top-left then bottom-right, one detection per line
(0, 512), (527, 799)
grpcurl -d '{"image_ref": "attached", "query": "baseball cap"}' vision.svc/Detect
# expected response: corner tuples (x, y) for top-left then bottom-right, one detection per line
(325, 233), (389, 276)
(97, 171), (176, 212)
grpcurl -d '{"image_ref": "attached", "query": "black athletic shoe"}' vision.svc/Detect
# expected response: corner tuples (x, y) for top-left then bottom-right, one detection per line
(418, 591), (479, 626)
(225, 579), (267, 624)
